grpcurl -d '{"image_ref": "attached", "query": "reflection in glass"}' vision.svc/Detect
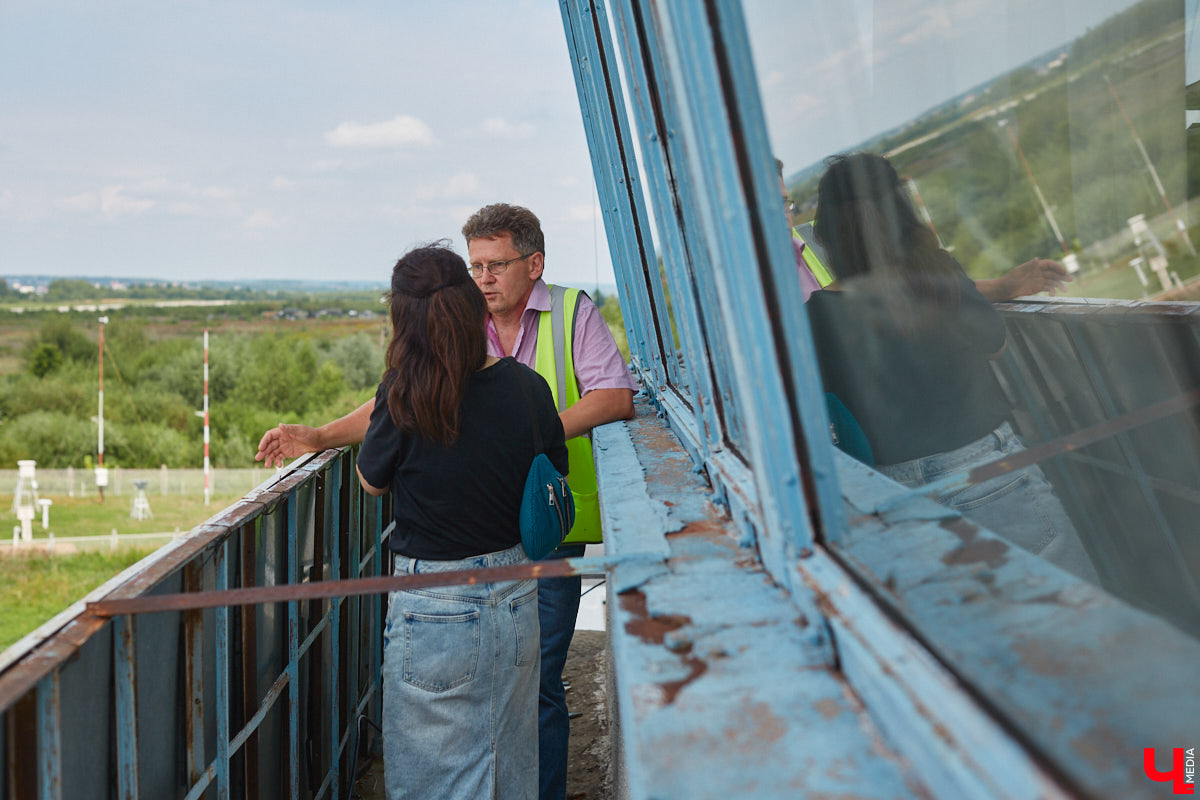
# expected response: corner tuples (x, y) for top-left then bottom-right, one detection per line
(806, 153), (1097, 581)
(747, 0), (1200, 636)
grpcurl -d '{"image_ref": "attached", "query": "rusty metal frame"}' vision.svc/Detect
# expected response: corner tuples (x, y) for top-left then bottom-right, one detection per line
(0, 447), (388, 799)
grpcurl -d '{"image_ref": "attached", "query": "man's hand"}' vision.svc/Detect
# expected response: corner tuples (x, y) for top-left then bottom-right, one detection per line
(255, 399), (376, 469)
(255, 424), (324, 468)
(977, 258), (1074, 302)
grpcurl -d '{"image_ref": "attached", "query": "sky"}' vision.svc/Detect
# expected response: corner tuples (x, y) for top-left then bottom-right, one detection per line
(0, 0), (613, 288)
(745, 0), (1147, 177)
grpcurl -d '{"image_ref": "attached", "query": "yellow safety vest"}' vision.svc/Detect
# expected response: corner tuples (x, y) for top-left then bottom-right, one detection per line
(793, 226), (835, 287)
(534, 285), (602, 545)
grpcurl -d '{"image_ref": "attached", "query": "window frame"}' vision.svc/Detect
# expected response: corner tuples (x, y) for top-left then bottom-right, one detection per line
(561, 0), (1200, 795)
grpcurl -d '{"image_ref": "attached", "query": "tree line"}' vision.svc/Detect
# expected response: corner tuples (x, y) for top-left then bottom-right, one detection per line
(2, 317), (384, 469)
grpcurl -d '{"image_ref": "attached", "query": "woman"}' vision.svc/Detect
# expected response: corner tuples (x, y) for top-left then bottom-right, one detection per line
(807, 153), (1097, 582)
(355, 243), (567, 800)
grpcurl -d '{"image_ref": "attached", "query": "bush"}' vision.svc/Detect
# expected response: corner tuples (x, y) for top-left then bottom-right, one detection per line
(0, 411), (95, 466)
(322, 332), (383, 390)
(24, 318), (95, 365)
(29, 343), (63, 377)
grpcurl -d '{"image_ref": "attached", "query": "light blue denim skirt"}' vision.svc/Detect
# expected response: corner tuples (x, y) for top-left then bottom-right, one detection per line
(878, 422), (1098, 583)
(382, 543), (540, 800)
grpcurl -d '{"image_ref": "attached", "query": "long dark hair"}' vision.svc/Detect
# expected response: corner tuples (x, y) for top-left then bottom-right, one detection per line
(813, 153), (958, 308)
(384, 243), (487, 445)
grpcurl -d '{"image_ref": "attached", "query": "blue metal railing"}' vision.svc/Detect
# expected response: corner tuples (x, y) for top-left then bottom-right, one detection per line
(993, 297), (1200, 635)
(0, 447), (387, 800)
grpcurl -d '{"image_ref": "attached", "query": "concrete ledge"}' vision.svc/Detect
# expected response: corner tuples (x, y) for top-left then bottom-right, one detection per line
(594, 400), (925, 798)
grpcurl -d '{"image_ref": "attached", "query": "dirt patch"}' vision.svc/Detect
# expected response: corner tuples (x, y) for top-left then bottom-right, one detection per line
(565, 629), (611, 800)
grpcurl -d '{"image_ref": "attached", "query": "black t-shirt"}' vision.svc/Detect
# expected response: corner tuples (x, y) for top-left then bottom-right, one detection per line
(806, 263), (1010, 465)
(356, 357), (568, 559)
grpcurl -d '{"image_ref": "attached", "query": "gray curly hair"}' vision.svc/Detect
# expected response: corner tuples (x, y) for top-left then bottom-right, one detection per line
(461, 203), (545, 258)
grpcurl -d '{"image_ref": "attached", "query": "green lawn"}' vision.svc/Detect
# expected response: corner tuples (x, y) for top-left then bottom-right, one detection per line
(0, 548), (153, 651)
(1, 489), (255, 653)
(16, 491), (247, 540)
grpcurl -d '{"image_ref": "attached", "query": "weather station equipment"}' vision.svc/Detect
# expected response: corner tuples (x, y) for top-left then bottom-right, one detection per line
(12, 459), (39, 543)
(130, 480), (152, 521)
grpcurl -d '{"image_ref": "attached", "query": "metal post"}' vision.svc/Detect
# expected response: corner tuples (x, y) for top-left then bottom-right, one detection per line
(97, 316), (108, 502)
(1105, 76), (1196, 256)
(114, 615), (140, 800)
(36, 674), (61, 800)
(1003, 123), (1069, 255)
(203, 331), (211, 506)
(183, 563), (205, 785)
(286, 493), (300, 798)
(328, 458), (342, 795)
(214, 540), (230, 800)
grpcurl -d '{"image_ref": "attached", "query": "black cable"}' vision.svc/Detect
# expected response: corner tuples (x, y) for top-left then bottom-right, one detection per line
(579, 577), (606, 599)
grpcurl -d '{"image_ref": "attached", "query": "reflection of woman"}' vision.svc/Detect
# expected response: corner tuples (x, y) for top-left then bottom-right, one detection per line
(807, 154), (1096, 582)
(356, 244), (568, 799)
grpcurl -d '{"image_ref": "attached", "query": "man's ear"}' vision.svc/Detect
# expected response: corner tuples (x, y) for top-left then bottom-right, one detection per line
(528, 251), (545, 281)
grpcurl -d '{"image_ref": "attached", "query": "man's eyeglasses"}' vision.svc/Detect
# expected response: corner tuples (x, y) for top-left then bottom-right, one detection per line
(468, 252), (536, 278)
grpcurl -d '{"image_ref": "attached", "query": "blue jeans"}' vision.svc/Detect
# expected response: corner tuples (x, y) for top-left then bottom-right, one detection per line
(537, 543), (586, 800)
(879, 423), (1098, 583)
(382, 544), (540, 800)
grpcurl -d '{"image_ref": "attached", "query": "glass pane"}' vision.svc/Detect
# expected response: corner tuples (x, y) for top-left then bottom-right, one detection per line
(604, 1), (694, 399)
(746, 0), (1200, 637)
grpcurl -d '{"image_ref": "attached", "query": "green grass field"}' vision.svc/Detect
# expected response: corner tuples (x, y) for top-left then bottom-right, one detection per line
(18, 491), (248, 540)
(0, 548), (154, 651)
(1, 489), (255, 653)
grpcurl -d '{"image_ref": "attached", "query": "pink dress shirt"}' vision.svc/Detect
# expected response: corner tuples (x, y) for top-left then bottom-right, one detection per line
(794, 237), (822, 301)
(485, 279), (638, 395)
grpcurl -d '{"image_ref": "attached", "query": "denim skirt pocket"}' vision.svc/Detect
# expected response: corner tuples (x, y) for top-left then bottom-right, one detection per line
(402, 608), (480, 693)
(509, 585), (539, 667)
(945, 472), (1028, 512)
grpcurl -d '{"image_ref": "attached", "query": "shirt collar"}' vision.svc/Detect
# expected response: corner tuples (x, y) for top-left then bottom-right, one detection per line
(525, 278), (551, 314)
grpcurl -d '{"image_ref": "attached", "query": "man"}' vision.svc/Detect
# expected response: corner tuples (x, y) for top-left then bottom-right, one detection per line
(256, 203), (636, 800)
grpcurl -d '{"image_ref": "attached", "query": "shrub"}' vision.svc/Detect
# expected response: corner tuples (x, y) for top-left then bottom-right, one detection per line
(29, 343), (63, 377)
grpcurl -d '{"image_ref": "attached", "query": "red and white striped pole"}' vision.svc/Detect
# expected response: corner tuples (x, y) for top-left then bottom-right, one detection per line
(1004, 123), (1070, 255)
(905, 177), (946, 249)
(97, 316), (108, 502)
(203, 329), (210, 505)
(1105, 75), (1196, 256)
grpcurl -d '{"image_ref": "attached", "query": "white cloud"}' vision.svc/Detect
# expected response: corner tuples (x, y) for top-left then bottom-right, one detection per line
(896, 7), (953, 47)
(559, 176), (583, 188)
(789, 92), (823, 117)
(568, 203), (598, 222)
(53, 180), (239, 220)
(243, 209), (284, 230)
(443, 172), (484, 198)
(325, 115), (436, 148)
(447, 204), (480, 226)
(99, 186), (154, 219)
(482, 117), (535, 139)
(58, 192), (98, 213)
(271, 176), (298, 190)
(415, 171), (487, 201)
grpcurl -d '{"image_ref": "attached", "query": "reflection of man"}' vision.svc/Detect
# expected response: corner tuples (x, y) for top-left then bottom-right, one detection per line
(777, 158), (1073, 302)
(778, 158), (827, 301)
(256, 203), (636, 800)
